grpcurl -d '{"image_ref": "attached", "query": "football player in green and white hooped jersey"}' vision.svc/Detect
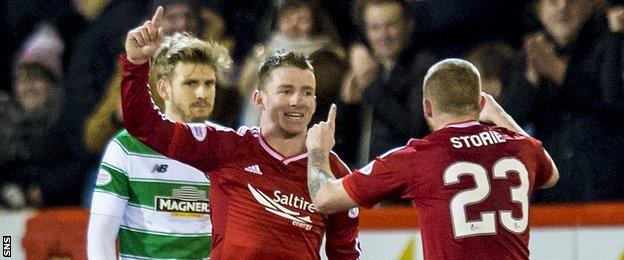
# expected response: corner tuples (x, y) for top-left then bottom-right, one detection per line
(87, 25), (232, 259)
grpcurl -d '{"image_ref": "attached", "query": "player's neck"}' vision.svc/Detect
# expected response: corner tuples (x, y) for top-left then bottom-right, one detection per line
(261, 128), (307, 158)
(163, 109), (181, 122)
(164, 103), (183, 122)
(432, 114), (479, 131)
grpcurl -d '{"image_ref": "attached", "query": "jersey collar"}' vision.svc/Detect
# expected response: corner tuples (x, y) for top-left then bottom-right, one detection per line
(252, 127), (308, 165)
(443, 120), (481, 129)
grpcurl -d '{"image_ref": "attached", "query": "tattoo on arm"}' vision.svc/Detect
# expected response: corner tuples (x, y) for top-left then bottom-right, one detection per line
(307, 149), (336, 199)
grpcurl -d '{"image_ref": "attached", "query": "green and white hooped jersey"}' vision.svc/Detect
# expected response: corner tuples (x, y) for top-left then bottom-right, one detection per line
(92, 130), (211, 259)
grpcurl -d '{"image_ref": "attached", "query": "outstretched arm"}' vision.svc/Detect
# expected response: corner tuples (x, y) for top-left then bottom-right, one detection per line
(306, 105), (358, 214)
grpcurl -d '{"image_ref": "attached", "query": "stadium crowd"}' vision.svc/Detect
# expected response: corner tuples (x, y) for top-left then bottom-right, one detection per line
(0, 0), (623, 210)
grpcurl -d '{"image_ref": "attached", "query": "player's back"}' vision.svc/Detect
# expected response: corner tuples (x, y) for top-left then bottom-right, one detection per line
(400, 121), (552, 260)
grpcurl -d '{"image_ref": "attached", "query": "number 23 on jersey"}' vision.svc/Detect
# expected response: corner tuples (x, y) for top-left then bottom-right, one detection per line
(444, 158), (529, 238)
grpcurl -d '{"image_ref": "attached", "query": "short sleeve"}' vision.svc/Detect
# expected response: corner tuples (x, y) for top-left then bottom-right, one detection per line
(342, 150), (408, 208)
(530, 138), (554, 188)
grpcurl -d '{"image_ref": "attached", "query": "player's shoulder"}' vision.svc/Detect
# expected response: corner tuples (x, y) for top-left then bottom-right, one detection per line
(240, 125), (261, 137)
(328, 150), (353, 177)
(492, 126), (543, 147)
(372, 141), (420, 163)
(193, 120), (236, 133)
(113, 129), (134, 143)
(185, 121), (250, 142)
(110, 129), (160, 156)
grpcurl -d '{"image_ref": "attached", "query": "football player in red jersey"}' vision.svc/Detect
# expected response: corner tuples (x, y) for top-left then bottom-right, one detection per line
(120, 6), (360, 260)
(306, 59), (559, 259)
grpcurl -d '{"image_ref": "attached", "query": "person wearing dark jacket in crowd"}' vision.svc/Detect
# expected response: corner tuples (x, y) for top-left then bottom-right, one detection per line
(501, 0), (624, 202)
(336, 0), (435, 167)
(0, 62), (86, 208)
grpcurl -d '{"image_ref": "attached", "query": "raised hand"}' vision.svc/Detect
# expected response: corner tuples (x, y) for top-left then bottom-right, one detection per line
(523, 32), (568, 86)
(478, 92), (505, 125)
(125, 6), (165, 64)
(306, 104), (337, 152)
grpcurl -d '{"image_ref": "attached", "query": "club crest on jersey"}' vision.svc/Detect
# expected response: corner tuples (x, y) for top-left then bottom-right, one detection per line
(247, 184), (314, 231)
(348, 207), (359, 218)
(188, 123), (207, 141)
(359, 161), (375, 175)
(96, 169), (113, 186)
(155, 186), (210, 217)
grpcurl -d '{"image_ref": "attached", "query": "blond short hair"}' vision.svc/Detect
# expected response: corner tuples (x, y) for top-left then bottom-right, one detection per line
(423, 59), (482, 116)
(152, 32), (232, 80)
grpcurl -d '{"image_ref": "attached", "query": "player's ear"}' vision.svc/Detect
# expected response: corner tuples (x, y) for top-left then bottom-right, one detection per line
(253, 89), (265, 111)
(478, 95), (486, 112)
(423, 99), (433, 118)
(157, 79), (170, 101)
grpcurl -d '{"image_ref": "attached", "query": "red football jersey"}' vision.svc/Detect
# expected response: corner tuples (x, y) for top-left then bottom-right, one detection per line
(120, 56), (360, 260)
(343, 121), (553, 260)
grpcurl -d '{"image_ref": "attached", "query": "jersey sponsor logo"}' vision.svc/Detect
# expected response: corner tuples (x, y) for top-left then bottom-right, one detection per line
(188, 123), (208, 141)
(151, 164), (169, 173)
(155, 186), (210, 217)
(96, 169), (113, 186)
(348, 207), (359, 218)
(244, 165), (263, 175)
(273, 190), (315, 213)
(247, 184), (314, 231)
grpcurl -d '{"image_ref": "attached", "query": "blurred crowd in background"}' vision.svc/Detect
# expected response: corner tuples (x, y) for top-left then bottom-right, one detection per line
(0, 0), (623, 210)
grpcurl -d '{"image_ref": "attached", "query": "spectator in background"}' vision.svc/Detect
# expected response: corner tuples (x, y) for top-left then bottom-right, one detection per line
(607, 0), (624, 32)
(211, 0), (276, 62)
(502, 0), (624, 202)
(238, 0), (344, 127)
(465, 41), (516, 99)
(16, 22), (65, 78)
(59, 0), (148, 203)
(336, 0), (436, 167)
(0, 62), (79, 208)
(2, 0), (86, 92)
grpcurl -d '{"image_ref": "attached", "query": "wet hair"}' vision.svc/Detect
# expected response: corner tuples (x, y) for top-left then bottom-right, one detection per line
(256, 51), (314, 90)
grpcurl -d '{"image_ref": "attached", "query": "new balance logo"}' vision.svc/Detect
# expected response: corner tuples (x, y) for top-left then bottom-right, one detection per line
(244, 165), (263, 175)
(152, 164), (169, 173)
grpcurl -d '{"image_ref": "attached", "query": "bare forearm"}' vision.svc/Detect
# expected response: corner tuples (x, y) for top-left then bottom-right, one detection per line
(492, 110), (528, 136)
(307, 149), (335, 201)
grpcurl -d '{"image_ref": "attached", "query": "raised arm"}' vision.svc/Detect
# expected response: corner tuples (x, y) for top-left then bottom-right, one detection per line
(479, 93), (559, 189)
(121, 7), (235, 171)
(306, 105), (358, 214)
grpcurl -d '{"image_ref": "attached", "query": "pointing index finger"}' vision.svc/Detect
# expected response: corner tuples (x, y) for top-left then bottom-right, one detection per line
(151, 6), (164, 27)
(327, 104), (337, 127)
